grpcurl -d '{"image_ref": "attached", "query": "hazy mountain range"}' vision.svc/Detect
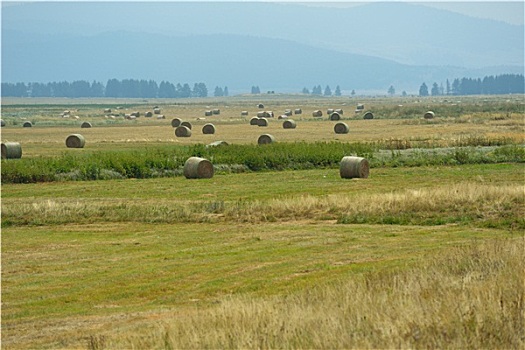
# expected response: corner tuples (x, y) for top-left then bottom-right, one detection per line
(2, 2), (523, 94)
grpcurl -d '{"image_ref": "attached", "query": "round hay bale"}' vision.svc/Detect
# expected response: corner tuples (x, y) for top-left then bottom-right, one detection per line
(340, 156), (369, 179)
(65, 134), (85, 148)
(23, 121), (33, 128)
(424, 111), (435, 119)
(205, 110), (213, 117)
(294, 108), (302, 115)
(145, 111), (153, 118)
(1, 119), (6, 127)
(284, 109), (292, 116)
(334, 122), (350, 134)
(181, 121), (192, 130)
(327, 108), (334, 115)
(202, 123), (216, 134)
(104, 108), (112, 113)
(257, 111), (266, 118)
(184, 157), (214, 179)
(171, 118), (182, 127)
(258, 103), (264, 109)
(335, 109), (344, 114)
(329, 112), (341, 121)
(257, 117), (268, 127)
(63, 110), (71, 115)
(175, 125), (192, 137)
(356, 104), (364, 110)
(363, 111), (374, 120)
(153, 108), (161, 114)
(131, 111), (140, 117)
(250, 117), (259, 125)
(81, 121), (92, 128)
(258, 134), (275, 145)
(206, 140), (229, 148)
(278, 115), (288, 120)
(1, 142), (22, 159)
(283, 119), (297, 129)
(312, 110), (323, 117)
(241, 111), (249, 116)
(157, 115), (165, 119)
(212, 109), (220, 115)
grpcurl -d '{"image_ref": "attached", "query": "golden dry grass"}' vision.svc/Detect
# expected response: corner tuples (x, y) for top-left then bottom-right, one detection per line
(109, 237), (524, 349)
(1, 95), (523, 157)
(1, 95), (524, 349)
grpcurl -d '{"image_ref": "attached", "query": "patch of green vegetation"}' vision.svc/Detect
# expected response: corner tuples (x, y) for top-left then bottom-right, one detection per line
(2, 142), (524, 183)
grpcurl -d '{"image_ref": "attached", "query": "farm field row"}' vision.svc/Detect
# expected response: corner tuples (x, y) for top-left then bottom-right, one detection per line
(2, 163), (524, 349)
(2, 116), (524, 157)
(1, 95), (524, 349)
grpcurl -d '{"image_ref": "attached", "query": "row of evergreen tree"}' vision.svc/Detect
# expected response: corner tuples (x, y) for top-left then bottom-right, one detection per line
(419, 74), (524, 96)
(0, 79), (213, 98)
(301, 85), (343, 96)
(2, 74), (523, 98)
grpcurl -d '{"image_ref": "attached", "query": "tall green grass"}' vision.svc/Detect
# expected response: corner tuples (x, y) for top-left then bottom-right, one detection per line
(1, 142), (524, 183)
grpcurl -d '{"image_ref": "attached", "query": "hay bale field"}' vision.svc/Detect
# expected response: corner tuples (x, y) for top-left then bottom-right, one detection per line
(257, 118), (269, 127)
(258, 134), (275, 144)
(65, 134), (85, 148)
(334, 122), (349, 134)
(183, 157), (214, 179)
(1, 142), (22, 159)
(202, 123), (216, 134)
(363, 112), (374, 119)
(340, 156), (369, 179)
(424, 111), (435, 119)
(330, 112), (341, 121)
(283, 119), (297, 129)
(171, 118), (182, 128)
(181, 121), (192, 130)
(175, 125), (192, 137)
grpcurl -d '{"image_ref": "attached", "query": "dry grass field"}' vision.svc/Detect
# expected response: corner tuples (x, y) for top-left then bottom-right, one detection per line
(1, 95), (523, 156)
(1, 95), (524, 349)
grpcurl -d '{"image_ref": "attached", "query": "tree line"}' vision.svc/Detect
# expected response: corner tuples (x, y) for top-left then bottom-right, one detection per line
(0, 79), (216, 98)
(418, 74), (524, 96)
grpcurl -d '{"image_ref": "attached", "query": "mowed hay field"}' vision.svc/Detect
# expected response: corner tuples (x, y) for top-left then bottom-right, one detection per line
(1, 95), (524, 349)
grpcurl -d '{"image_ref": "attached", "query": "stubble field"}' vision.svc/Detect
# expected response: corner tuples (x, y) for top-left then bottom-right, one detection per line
(1, 94), (524, 349)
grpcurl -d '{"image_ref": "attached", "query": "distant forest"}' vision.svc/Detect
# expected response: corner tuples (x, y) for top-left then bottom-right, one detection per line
(0, 79), (210, 98)
(1, 74), (524, 98)
(419, 74), (524, 96)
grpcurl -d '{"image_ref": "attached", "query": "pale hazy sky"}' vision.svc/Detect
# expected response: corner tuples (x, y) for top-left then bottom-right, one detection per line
(301, 1), (524, 25)
(2, 1), (523, 25)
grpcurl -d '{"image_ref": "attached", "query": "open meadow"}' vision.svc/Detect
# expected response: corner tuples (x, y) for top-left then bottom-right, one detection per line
(1, 94), (524, 349)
